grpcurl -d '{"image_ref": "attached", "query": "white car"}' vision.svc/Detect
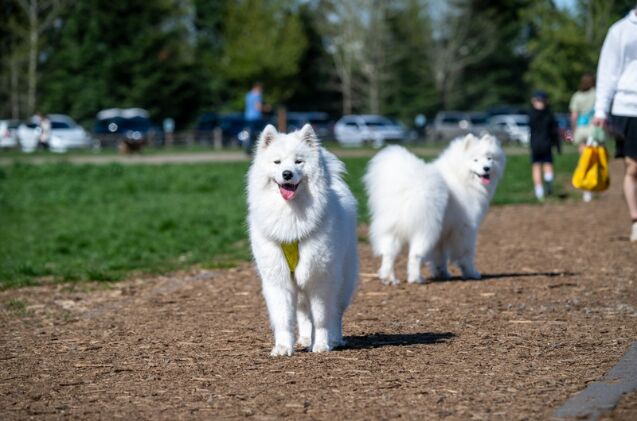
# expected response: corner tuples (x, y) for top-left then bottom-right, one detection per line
(0, 120), (19, 148)
(334, 115), (407, 148)
(18, 114), (93, 153)
(489, 114), (530, 145)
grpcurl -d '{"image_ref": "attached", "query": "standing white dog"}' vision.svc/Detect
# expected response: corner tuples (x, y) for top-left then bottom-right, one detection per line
(247, 124), (359, 356)
(364, 134), (505, 285)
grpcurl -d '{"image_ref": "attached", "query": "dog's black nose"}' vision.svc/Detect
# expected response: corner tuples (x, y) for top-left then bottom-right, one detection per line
(282, 170), (293, 180)
(483, 166), (491, 172)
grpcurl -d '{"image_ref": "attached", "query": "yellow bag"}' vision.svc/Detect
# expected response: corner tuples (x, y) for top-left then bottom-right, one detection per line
(572, 144), (610, 192)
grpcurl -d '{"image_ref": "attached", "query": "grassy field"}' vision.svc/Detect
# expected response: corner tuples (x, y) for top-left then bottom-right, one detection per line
(0, 150), (579, 288)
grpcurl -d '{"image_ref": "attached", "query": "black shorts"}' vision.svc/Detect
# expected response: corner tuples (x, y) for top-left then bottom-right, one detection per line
(610, 115), (637, 159)
(530, 149), (553, 164)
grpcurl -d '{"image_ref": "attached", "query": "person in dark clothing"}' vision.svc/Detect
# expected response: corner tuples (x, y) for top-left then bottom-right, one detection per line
(529, 91), (561, 200)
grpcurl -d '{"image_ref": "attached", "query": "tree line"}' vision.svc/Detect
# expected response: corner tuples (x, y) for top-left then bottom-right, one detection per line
(0, 0), (633, 129)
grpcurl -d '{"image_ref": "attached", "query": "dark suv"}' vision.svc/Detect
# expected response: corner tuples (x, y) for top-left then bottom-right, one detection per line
(93, 108), (162, 151)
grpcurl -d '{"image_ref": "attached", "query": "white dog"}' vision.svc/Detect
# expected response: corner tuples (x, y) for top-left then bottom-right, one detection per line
(364, 134), (505, 285)
(247, 124), (359, 356)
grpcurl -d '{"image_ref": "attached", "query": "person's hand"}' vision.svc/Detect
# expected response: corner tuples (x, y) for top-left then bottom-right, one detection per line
(592, 117), (606, 127)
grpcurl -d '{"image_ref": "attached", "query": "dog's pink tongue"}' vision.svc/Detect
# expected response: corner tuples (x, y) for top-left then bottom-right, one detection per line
(480, 177), (492, 186)
(280, 186), (296, 201)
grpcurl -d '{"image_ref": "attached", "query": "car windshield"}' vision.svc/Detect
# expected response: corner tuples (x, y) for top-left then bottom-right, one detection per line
(121, 117), (150, 131)
(94, 117), (150, 133)
(51, 121), (73, 129)
(309, 117), (329, 125)
(365, 118), (392, 127)
(469, 115), (488, 125)
(441, 116), (462, 124)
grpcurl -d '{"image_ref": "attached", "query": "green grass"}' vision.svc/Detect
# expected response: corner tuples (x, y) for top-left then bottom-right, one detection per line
(0, 150), (579, 288)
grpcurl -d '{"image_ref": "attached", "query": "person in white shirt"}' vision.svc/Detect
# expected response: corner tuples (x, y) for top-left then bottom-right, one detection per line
(593, 6), (637, 241)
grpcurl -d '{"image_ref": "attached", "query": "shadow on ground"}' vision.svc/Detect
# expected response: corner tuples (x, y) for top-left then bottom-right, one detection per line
(344, 332), (455, 350)
(429, 271), (578, 283)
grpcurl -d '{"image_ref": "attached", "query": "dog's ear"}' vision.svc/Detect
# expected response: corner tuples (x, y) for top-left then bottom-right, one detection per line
(298, 123), (320, 147)
(258, 124), (278, 148)
(481, 134), (499, 146)
(463, 133), (479, 150)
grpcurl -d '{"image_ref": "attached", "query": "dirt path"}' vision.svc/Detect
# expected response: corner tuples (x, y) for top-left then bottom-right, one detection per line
(1, 161), (636, 420)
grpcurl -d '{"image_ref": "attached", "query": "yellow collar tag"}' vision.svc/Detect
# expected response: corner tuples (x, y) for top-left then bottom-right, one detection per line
(281, 241), (299, 273)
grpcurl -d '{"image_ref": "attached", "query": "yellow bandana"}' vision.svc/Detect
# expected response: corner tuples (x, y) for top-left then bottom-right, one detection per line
(281, 241), (299, 273)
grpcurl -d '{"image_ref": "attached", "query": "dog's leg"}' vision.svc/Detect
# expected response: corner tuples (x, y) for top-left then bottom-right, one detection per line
(429, 243), (451, 280)
(296, 292), (312, 349)
(452, 232), (481, 280)
(262, 281), (297, 356)
(377, 235), (400, 285)
(307, 281), (338, 352)
(407, 235), (434, 284)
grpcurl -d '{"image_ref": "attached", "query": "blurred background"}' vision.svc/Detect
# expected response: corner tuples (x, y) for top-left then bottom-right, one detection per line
(0, 0), (634, 151)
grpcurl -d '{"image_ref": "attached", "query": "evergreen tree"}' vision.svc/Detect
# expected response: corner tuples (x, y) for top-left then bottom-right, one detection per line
(40, 0), (202, 127)
(384, 0), (438, 121)
(462, 0), (532, 111)
(221, 0), (307, 109)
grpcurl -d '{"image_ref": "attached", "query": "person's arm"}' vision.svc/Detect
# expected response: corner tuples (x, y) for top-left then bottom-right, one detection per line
(569, 94), (578, 129)
(594, 25), (622, 125)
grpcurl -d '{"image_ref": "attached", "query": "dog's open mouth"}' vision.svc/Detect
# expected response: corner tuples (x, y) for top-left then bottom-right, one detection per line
(278, 182), (299, 201)
(476, 173), (491, 185)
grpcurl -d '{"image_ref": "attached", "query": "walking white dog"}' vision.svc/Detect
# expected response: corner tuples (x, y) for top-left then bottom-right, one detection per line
(364, 134), (505, 285)
(247, 124), (359, 356)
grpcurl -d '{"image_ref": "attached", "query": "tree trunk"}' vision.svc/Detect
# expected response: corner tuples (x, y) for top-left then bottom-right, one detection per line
(27, 0), (39, 116)
(10, 51), (21, 119)
(342, 70), (352, 115)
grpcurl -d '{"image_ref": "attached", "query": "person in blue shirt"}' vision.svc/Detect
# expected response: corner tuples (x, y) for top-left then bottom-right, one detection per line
(245, 82), (264, 153)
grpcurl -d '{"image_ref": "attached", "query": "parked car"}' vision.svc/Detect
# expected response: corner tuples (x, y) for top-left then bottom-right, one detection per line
(430, 111), (491, 142)
(0, 119), (19, 149)
(93, 108), (161, 151)
(195, 112), (256, 147)
(17, 114), (93, 153)
(285, 112), (333, 140)
(334, 115), (407, 147)
(488, 114), (530, 145)
(47, 114), (94, 152)
(430, 111), (469, 141)
(16, 122), (40, 152)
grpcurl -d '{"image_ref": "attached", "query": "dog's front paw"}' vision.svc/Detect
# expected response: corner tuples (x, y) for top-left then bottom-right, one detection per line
(270, 344), (294, 357)
(461, 269), (481, 280)
(408, 275), (427, 285)
(379, 275), (399, 286)
(431, 269), (451, 280)
(311, 341), (332, 353)
(296, 336), (312, 348)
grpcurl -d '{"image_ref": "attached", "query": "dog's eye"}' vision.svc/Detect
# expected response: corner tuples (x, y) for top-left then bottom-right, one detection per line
(274, 160), (281, 165)
(295, 159), (303, 164)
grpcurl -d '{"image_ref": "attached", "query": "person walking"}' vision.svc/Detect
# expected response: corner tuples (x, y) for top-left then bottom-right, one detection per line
(529, 91), (560, 201)
(593, 6), (637, 241)
(35, 112), (51, 150)
(244, 82), (265, 154)
(569, 73), (597, 202)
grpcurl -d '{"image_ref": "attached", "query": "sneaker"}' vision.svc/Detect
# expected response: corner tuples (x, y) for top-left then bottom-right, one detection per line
(583, 191), (593, 202)
(631, 222), (637, 242)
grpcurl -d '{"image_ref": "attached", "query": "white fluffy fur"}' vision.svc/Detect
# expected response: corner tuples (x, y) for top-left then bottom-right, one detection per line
(364, 134), (506, 284)
(247, 123), (359, 356)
